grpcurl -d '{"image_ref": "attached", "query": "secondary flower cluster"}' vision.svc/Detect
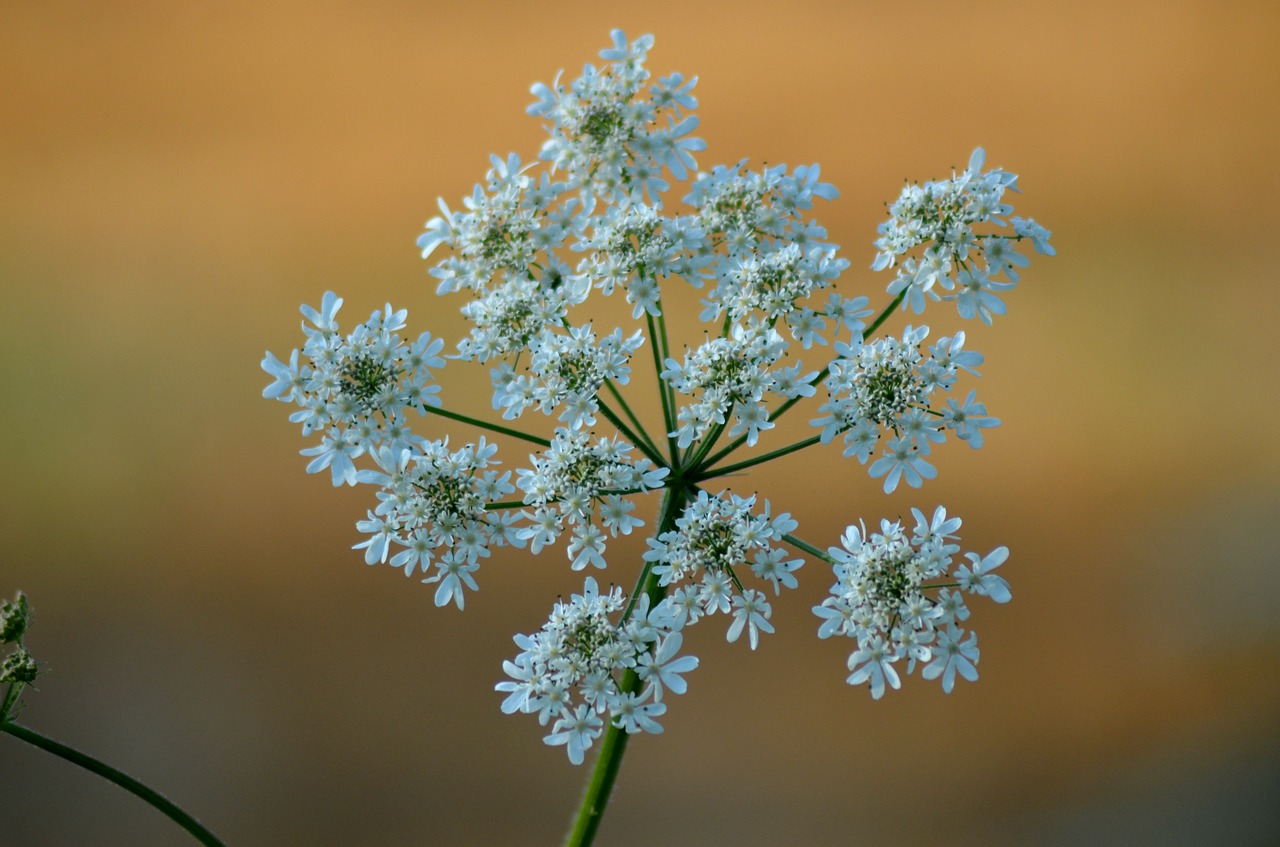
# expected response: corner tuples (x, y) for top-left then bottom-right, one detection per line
(496, 577), (696, 764)
(812, 326), (997, 491)
(516, 428), (669, 569)
(814, 508), (1010, 699)
(872, 147), (1056, 323)
(262, 293), (446, 486)
(264, 29), (1051, 765)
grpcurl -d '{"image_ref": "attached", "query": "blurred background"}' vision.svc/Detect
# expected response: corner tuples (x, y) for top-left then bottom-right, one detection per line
(2, 1), (1278, 844)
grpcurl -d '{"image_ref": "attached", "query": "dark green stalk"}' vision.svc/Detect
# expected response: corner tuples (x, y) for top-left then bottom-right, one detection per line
(694, 434), (823, 480)
(485, 499), (530, 511)
(862, 288), (907, 339)
(428, 406), (552, 447)
(684, 415), (729, 472)
(644, 312), (680, 462)
(0, 721), (226, 847)
(653, 310), (678, 421)
(596, 402), (667, 469)
(604, 380), (662, 459)
(562, 676), (635, 847)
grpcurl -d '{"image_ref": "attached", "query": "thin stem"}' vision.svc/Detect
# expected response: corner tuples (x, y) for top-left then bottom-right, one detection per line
(596, 401), (667, 469)
(428, 406), (551, 447)
(604, 380), (662, 459)
(656, 310), (681, 447)
(862, 288), (907, 339)
(645, 311), (680, 463)
(619, 487), (687, 623)
(0, 721), (226, 847)
(484, 486), (657, 512)
(782, 533), (834, 564)
(654, 310), (677, 412)
(484, 499), (529, 511)
(1, 681), (21, 723)
(562, 675), (634, 847)
(685, 416), (729, 472)
(694, 434), (823, 480)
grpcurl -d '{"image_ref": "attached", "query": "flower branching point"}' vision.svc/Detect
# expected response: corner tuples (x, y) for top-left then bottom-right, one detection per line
(264, 29), (1051, 774)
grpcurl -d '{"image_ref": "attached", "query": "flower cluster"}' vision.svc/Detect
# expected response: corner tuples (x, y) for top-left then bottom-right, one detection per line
(812, 326), (998, 491)
(873, 147), (1055, 323)
(526, 30), (704, 203)
(496, 577), (696, 764)
(492, 325), (645, 428)
(1, 591), (39, 720)
(814, 508), (1010, 698)
(262, 292), (445, 486)
(516, 428), (669, 569)
(662, 322), (812, 448)
(265, 29), (1051, 763)
(644, 490), (801, 648)
(351, 438), (523, 607)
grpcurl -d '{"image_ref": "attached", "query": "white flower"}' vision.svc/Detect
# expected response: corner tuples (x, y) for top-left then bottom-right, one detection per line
(636, 630), (698, 699)
(545, 704), (604, 766)
(499, 576), (694, 762)
(956, 546), (1011, 603)
(922, 625), (980, 693)
(846, 636), (902, 700)
(726, 590), (774, 650)
(610, 692), (667, 734)
(872, 149), (1045, 323)
(267, 30), (1045, 758)
(868, 436), (937, 493)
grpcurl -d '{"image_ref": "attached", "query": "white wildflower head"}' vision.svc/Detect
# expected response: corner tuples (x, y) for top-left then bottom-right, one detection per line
(814, 507), (1010, 698)
(264, 28), (1049, 765)
(496, 577), (695, 763)
(643, 490), (800, 647)
(262, 293), (446, 486)
(874, 148), (1049, 323)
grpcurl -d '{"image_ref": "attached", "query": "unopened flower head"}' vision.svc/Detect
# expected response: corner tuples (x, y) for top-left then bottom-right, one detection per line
(1, 591), (31, 644)
(1, 647), (38, 685)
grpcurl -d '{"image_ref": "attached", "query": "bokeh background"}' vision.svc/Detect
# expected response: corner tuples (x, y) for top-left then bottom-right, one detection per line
(3, 2), (1278, 845)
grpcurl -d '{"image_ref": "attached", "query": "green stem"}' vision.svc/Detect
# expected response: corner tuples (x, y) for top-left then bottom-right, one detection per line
(484, 485), (658, 513)
(604, 380), (662, 459)
(568, 488), (687, 847)
(694, 434), (823, 480)
(429, 406), (551, 447)
(685, 415), (729, 472)
(1, 681), (21, 723)
(782, 533), (834, 564)
(0, 721), (226, 847)
(562, 676), (635, 847)
(485, 499), (529, 511)
(862, 288), (907, 339)
(645, 311), (680, 463)
(653, 310), (677, 413)
(596, 402), (667, 469)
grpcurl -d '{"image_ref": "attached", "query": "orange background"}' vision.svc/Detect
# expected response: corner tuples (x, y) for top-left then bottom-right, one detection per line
(2, 2), (1278, 844)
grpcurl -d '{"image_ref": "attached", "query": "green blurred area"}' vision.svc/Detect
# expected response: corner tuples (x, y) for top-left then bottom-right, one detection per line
(2, 2), (1279, 845)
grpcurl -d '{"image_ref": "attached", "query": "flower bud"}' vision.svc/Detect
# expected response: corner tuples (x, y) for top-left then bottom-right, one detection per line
(0, 647), (38, 684)
(0, 592), (30, 644)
